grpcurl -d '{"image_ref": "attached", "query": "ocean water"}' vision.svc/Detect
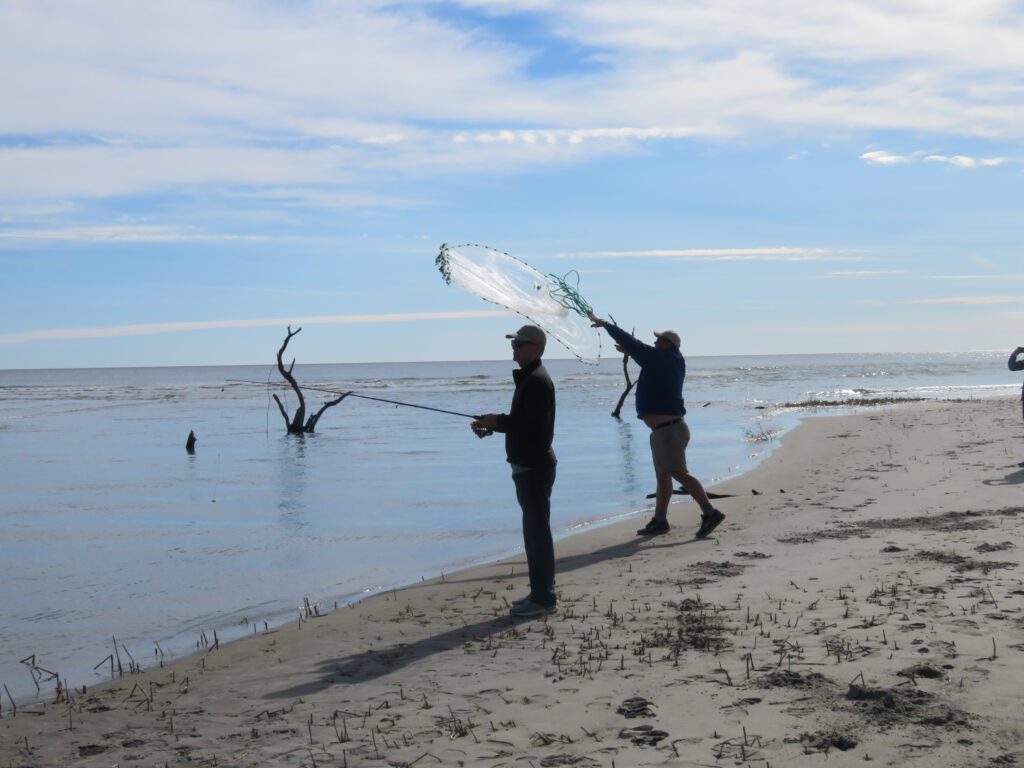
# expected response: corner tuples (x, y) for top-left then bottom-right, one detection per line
(1, 351), (1019, 702)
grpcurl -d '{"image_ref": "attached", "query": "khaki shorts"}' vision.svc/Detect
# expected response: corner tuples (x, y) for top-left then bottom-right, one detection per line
(649, 419), (690, 475)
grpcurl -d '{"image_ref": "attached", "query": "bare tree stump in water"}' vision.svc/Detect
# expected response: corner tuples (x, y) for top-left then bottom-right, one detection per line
(611, 330), (636, 419)
(273, 326), (347, 434)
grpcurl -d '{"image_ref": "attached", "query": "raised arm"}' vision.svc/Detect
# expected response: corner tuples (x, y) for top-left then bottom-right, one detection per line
(588, 311), (656, 365)
(1010, 347), (1024, 372)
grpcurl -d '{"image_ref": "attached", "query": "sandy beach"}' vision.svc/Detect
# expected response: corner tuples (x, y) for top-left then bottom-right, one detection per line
(3, 396), (1023, 767)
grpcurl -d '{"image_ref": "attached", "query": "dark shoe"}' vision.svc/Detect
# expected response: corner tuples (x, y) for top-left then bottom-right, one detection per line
(696, 509), (725, 539)
(511, 595), (533, 607)
(636, 518), (670, 536)
(510, 599), (557, 618)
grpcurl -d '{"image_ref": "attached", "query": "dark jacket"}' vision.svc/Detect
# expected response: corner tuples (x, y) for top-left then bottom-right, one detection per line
(604, 324), (686, 418)
(494, 359), (556, 469)
(1010, 349), (1024, 398)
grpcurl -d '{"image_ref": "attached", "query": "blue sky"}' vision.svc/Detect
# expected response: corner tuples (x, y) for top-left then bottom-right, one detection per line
(3, 0), (1024, 368)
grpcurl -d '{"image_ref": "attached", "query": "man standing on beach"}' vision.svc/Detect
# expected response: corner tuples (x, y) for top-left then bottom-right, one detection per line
(588, 312), (725, 539)
(471, 325), (558, 618)
(1010, 346), (1024, 421)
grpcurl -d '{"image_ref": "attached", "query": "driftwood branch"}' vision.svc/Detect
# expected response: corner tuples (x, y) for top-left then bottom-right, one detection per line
(305, 395), (348, 432)
(276, 326), (307, 433)
(611, 328), (637, 419)
(273, 326), (346, 433)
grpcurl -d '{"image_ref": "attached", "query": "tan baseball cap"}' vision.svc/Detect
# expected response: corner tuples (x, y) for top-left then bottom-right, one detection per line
(506, 324), (547, 351)
(653, 330), (681, 348)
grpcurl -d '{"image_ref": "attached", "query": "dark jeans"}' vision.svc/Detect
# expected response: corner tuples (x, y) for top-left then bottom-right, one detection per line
(513, 466), (557, 607)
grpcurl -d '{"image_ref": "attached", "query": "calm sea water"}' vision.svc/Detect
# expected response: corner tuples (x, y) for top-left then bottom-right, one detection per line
(1, 352), (1018, 702)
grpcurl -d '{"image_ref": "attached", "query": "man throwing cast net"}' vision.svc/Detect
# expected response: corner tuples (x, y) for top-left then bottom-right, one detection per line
(588, 311), (726, 539)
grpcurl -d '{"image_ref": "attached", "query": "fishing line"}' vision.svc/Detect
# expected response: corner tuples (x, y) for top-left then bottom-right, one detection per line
(227, 379), (480, 419)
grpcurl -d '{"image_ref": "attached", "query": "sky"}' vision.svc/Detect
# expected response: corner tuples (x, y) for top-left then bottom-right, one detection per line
(3, 0), (1024, 369)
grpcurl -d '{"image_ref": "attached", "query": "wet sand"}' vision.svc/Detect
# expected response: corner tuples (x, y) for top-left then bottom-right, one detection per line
(2, 397), (1024, 766)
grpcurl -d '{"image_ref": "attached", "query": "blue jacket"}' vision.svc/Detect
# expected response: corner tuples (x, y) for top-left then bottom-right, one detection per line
(1010, 349), (1024, 398)
(604, 324), (686, 418)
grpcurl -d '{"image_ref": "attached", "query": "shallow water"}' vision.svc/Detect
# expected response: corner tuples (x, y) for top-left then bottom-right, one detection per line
(0, 352), (1017, 701)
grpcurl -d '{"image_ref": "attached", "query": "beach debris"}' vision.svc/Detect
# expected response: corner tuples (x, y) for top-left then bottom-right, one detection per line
(778, 395), (926, 409)
(914, 549), (1016, 573)
(745, 423), (779, 443)
(618, 724), (668, 746)
(615, 697), (655, 718)
(712, 729), (764, 760)
(539, 755), (597, 766)
(756, 670), (832, 690)
(975, 541), (1015, 552)
(796, 729), (858, 753)
(897, 663), (946, 680)
(680, 560), (746, 587)
(777, 507), (1017, 545)
(19, 655), (58, 693)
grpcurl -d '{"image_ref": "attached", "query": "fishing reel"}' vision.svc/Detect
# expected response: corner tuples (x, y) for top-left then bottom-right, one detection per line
(471, 417), (494, 439)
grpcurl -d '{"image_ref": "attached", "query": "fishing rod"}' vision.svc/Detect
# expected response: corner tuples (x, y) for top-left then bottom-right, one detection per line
(226, 379), (480, 419)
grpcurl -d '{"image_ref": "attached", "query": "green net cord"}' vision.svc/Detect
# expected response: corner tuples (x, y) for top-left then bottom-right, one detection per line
(546, 270), (593, 317)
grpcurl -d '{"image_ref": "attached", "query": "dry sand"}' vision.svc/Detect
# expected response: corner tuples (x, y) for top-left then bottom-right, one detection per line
(3, 397), (1024, 767)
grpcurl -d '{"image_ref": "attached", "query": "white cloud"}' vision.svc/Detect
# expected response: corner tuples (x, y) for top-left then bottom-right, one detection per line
(0, 225), (273, 243)
(562, 247), (858, 261)
(860, 150), (915, 165)
(822, 270), (909, 278)
(927, 274), (1024, 280)
(0, 310), (512, 345)
(862, 150), (1009, 168)
(926, 154), (974, 167)
(908, 295), (1024, 305)
(453, 126), (696, 145)
(3, 1), (1024, 205)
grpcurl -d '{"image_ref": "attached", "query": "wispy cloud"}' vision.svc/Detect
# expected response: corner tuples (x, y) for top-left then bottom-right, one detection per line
(454, 127), (696, 145)
(925, 155), (1007, 168)
(0, 225), (274, 243)
(908, 295), (1024, 305)
(860, 150), (917, 165)
(0, 311), (511, 345)
(927, 274), (1024, 280)
(861, 150), (1008, 167)
(821, 270), (908, 278)
(560, 247), (858, 262)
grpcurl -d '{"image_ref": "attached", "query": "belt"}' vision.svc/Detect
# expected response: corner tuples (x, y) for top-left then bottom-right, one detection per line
(651, 418), (682, 431)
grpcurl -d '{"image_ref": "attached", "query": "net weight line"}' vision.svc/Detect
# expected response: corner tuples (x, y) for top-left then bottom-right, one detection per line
(437, 243), (602, 364)
(226, 379), (480, 419)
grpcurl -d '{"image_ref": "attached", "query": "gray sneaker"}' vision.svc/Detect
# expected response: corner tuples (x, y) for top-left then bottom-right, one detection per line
(636, 518), (670, 536)
(510, 599), (557, 618)
(696, 509), (725, 539)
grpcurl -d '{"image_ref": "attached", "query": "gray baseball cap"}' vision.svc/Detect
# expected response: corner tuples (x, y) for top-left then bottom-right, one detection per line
(506, 324), (547, 351)
(654, 330), (681, 347)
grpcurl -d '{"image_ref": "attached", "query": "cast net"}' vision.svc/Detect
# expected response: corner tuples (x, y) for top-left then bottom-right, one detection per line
(436, 243), (601, 364)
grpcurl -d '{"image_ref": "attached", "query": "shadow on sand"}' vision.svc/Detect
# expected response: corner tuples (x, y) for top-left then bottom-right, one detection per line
(982, 465), (1024, 487)
(265, 532), (710, 699)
